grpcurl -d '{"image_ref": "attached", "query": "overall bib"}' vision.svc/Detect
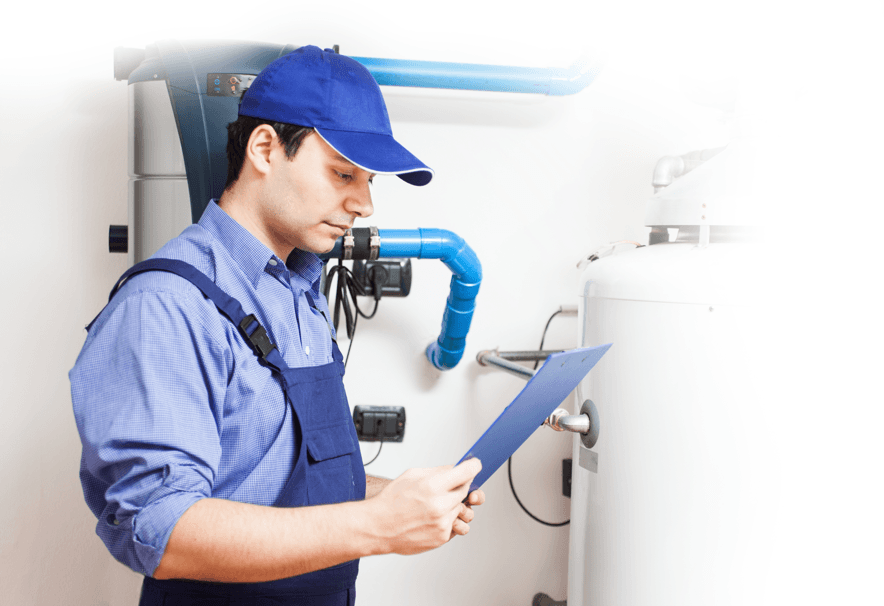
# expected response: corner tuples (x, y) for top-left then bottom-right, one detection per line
(98, 259), (366, 606)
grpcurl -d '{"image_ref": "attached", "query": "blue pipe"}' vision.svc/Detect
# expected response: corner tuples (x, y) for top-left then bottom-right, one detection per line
(352, 56), (601, 96)
(324, 229), (481, 371)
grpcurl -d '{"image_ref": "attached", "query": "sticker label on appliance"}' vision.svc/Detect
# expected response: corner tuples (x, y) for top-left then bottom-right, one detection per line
(579, 446), (598, 473)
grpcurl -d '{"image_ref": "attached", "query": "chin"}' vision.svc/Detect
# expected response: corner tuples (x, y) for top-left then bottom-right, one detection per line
(304, 239), (337, 255)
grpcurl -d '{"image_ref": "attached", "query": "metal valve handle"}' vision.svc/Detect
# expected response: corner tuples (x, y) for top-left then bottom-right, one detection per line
(544, 408), (590, 433)
(543, 399), (600, 449)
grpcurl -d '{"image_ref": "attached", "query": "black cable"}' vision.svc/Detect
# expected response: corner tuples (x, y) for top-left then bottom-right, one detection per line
(509, 307), (570, 526)
(322, 259), (383, 369)
(507, 456), (569, 527)
(343, 313), (357, 369)
(363, 441), (383, 466)
(533, 308), (563, 370)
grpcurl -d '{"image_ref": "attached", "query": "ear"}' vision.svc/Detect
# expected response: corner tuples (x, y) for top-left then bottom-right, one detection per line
(244, 124), (278, 177)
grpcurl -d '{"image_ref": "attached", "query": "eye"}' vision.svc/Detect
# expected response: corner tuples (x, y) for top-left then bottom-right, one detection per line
(368, 175), (374, 185)
(334, 170), (353, 182)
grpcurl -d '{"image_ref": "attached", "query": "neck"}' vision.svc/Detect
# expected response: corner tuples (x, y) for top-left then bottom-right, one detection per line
(217, 186), (292, 260)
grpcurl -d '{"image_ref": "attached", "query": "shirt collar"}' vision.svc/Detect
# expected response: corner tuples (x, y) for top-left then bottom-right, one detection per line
(286, 248), (324, 293)
(200, 200), (324, 290)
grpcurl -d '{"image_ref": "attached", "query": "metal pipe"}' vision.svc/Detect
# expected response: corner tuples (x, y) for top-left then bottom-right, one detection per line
(544, 408), (591, 433)
(476, 350), (536, 380)
(494, 350), (564, 362)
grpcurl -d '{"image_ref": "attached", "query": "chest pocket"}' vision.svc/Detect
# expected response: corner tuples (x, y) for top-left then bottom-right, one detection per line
(305, 424), (357, 506)
(298, 373), (359, 506)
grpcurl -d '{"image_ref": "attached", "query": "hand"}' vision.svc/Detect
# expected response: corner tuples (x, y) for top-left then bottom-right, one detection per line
(372, 458), (482, 556)
(451, 488), (486, 539)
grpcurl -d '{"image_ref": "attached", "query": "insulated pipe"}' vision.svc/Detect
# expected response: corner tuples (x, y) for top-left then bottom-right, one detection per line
(323, 228), (481, 371)
(353, 56), (601, 96)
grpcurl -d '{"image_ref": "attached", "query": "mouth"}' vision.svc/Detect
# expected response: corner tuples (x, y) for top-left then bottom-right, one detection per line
(326, 222), (351, 235)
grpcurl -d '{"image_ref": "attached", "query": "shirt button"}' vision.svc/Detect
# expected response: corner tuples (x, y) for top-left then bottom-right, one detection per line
(305, 345), (311, 356)
(268, 259), (278, 266)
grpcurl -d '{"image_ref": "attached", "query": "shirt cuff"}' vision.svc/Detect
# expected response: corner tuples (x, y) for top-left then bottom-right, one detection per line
(131, 466), (212, 576)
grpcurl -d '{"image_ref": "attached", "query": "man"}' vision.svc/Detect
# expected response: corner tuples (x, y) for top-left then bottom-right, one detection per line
(71, 45), (485, 605)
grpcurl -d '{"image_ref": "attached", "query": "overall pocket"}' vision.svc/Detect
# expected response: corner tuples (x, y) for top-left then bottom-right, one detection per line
(304, 423), (357, 506)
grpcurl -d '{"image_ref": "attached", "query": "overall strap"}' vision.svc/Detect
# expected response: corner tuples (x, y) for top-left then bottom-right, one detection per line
(89, 259), (290, 375)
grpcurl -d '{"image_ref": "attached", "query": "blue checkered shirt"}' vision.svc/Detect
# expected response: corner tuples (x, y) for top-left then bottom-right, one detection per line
(70, 200), (337, 577)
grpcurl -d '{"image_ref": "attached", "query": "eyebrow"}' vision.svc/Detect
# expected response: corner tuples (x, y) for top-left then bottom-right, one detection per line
(333, 153), (376, 178)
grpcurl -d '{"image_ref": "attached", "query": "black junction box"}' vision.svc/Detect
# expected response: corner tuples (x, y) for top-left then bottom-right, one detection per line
(353, 406), (406, 442)
(563, 458), (572, 498)
(352, 259), (412, 297)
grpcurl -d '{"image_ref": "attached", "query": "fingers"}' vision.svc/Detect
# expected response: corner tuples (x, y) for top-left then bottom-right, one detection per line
(457, 503), (475, 523)
(436, 458), (482, 493)
(451, 517), (470, 537)
(466, 489), (486, 507)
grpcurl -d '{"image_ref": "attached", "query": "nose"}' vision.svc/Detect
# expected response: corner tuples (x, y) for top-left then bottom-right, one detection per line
(347, 180), (374, 219)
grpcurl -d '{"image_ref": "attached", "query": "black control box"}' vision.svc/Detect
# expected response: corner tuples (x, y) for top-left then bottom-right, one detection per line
(352, 259), (412, 297)
(563, 458), (572, 498)
(353, 406), (406, 442)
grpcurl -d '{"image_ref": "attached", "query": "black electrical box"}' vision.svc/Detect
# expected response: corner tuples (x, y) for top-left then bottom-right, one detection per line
(352, 259), (412, 297)
(563, 458), (572, 498)
(353, 406), (406, 442)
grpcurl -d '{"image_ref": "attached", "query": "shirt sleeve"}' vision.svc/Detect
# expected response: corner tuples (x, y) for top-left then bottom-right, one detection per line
(71, 282), (231, 576)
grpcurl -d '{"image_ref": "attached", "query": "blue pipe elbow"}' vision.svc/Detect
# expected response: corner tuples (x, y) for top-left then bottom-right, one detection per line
(378, 229), (481, 370)
(319, 228), (481, 370)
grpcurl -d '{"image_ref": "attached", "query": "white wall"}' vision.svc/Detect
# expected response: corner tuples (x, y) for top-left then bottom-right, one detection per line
(2, 1), (881, 605)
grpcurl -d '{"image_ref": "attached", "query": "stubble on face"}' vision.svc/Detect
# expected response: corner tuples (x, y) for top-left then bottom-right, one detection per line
(259, 133), (373, 257)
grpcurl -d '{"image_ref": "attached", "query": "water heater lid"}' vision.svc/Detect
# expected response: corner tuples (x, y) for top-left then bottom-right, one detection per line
(578, 242), (761, 307)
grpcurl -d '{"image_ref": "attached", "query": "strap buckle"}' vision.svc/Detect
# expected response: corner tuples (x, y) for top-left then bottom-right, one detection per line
(238, 314), (277, 360)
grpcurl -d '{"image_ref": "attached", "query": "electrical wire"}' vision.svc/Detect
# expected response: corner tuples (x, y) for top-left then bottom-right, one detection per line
(322, 258), (383, 369)
(509, 307), (570, 526)
(507, 456), (569, 527)
(533, 308), (563, 370)
(363, 441), (383, 466)
(343, 313), (357, 369)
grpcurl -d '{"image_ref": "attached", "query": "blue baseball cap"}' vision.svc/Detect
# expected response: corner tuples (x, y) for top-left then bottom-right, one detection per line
(238, 45), (433, 186)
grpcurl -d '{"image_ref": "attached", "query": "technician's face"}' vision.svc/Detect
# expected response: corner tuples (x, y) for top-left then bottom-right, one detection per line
(263, 131), (374, 254)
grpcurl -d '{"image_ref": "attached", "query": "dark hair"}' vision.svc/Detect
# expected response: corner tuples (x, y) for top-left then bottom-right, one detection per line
(224, 115), (314, 190)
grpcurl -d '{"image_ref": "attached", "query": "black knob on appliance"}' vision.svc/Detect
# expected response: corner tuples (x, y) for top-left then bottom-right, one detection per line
(109, 225), (128, 253)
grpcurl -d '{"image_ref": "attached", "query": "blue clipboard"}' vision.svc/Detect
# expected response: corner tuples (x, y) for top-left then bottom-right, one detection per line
(457, 344), (612, 493)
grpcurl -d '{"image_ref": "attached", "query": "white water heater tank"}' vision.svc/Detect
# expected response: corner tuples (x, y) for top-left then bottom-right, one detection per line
(567, 143), (772, 605)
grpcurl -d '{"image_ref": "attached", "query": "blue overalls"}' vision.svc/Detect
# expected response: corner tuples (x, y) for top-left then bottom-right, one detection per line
(95, 259), (366, 605)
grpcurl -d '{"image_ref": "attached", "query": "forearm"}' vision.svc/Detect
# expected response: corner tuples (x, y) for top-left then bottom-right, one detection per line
(154, 462), (484, 583)
(153, 497), (389, 583)
(365, 474), (391, 499)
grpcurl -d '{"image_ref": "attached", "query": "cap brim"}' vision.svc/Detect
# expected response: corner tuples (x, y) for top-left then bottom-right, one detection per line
(315, 128), (434, 186)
